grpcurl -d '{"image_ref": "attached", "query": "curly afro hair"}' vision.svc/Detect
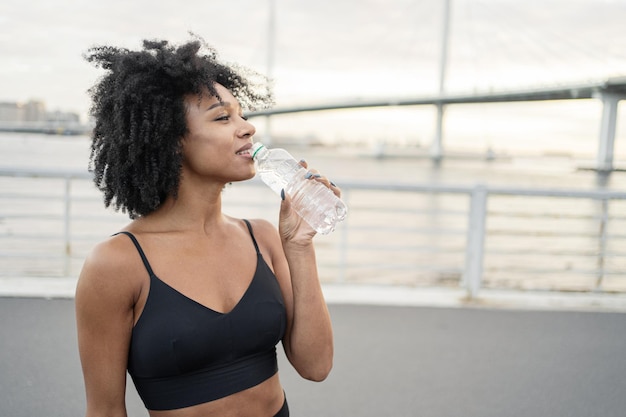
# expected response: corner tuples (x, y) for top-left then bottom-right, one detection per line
(85, 36), (272, 219)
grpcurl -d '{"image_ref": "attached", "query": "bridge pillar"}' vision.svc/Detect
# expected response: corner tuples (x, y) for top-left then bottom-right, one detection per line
(430, 103), (445, 162)
(596, 91), (623, 172)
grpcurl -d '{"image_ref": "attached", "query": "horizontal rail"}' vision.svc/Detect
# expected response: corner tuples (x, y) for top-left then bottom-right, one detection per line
(246, 77), (626, 117)
(1, 167), (625, 297)
(3, 166), (624, 199)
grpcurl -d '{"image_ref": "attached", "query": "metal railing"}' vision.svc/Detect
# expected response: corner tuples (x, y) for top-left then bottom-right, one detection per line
(1, 167), (625, 298)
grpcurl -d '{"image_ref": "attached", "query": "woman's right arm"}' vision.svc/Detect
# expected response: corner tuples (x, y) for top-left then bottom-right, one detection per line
(75, 238), (138, 417)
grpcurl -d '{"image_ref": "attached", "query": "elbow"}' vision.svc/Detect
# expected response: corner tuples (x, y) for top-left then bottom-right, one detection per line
(304, 372), (330, 383)
(286, 336), (334, 382)
(300, 360), (333, 382)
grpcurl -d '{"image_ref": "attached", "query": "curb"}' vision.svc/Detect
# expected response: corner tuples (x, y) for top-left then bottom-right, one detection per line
(1, 277), (626, 313)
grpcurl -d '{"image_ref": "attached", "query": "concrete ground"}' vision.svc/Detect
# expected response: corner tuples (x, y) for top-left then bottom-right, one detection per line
(1, 292), (625, 417)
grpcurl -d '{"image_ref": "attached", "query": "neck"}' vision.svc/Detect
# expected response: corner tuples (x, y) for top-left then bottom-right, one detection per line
(147, 178), (228, 234)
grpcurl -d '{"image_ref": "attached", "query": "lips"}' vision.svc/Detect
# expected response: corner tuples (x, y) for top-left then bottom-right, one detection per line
(236, 143), (253, 156)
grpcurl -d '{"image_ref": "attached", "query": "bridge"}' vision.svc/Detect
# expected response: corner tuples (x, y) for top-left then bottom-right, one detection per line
(2, 78), (624, 171)
(248, 76), (626, 172)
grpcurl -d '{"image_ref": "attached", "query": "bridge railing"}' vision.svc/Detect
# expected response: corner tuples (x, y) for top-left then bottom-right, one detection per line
(1, 167), (625, 297)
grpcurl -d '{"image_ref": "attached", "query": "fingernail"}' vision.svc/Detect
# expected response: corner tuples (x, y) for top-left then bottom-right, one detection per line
(299, 159), (306, 164)
(305, 172), (313, 179)
(280, 189), (285, 200)
(330, 181), (336, 187)
(313, 174), (321, 178)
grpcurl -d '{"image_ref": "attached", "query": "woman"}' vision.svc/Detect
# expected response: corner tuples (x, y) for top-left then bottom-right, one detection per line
(75, 38), (335, 417)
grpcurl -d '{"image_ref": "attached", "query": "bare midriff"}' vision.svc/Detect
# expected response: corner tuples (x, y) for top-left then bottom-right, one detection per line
(147, 374), (284, 417)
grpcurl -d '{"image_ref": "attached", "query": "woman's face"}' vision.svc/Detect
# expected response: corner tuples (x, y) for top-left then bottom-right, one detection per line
(181, 83), (257, 184)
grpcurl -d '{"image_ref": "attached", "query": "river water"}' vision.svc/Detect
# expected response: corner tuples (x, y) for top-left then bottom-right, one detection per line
(1, 132), (625, 292)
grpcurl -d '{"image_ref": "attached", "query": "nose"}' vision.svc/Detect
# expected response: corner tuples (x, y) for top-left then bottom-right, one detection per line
(238, 117), (256, 138)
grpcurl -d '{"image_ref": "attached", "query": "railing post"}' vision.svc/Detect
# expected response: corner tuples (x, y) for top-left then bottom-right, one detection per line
(595, 91), (622, 172)
(463, 184), (487, 298)
(337, 189), (350, 284)
(596, 198), (609, 289)
(63, 176), (72, 276)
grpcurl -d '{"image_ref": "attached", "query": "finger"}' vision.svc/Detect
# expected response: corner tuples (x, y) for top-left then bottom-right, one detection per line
(329, 181), (342, 198)
(305, 169), (328, 186)
(305, 169), (341, 197)
(312, 173), (331, 188)
(280, 188), (291, 213)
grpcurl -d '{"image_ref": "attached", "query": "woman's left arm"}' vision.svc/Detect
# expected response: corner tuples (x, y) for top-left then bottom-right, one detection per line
(259, 171), (336, 381)
(278, 235), (333, 381)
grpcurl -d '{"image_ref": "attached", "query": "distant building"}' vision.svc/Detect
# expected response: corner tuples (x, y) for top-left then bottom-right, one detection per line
(0, 100), (79, 123)
(47, 110), (80, 123)
(0, 102), (22, 121)
(23, 100), (47, 122)
(0, 100), (88, 135)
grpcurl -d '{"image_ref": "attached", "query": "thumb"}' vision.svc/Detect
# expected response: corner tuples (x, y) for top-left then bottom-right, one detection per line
(278, 188), (297, 238)
(279, 188), (292, 218)
(278, 188), (316, 239)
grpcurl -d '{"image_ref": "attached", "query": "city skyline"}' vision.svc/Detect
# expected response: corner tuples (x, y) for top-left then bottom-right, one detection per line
(0, 99), (79, 122)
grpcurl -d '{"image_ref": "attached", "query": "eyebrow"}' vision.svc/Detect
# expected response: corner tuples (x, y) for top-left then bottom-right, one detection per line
(206, 100), (244, 116)
(206, 101), (228, 111)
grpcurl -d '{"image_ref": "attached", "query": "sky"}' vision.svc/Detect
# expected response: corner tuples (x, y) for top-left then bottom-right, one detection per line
(2, 0), (626, 153)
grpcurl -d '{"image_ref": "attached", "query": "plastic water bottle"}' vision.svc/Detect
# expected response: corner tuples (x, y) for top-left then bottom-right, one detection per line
(251, 142), (347, 234)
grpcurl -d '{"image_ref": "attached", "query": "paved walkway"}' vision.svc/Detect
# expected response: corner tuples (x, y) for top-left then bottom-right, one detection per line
(1, 291), (626, 417)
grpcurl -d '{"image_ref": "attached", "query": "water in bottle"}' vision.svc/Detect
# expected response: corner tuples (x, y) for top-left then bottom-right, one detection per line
(250, 142), (347, 234)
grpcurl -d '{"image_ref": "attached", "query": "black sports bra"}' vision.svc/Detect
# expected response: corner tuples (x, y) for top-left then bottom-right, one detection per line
(118, 220), (286, 411)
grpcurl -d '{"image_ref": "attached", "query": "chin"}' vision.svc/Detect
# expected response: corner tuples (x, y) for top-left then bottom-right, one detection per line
(233, 171), (256, 183)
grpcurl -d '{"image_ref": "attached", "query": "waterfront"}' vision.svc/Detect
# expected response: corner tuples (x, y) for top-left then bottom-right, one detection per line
(1, 131), (625, 188)
(1, 132), (625, 293)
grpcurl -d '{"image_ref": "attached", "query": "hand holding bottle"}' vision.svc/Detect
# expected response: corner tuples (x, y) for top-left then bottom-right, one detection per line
(251, 142), (347, 235)
(277, 159), (342, 241)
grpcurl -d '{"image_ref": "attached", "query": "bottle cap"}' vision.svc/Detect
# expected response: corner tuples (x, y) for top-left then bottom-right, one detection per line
(251, 142), (265, 160)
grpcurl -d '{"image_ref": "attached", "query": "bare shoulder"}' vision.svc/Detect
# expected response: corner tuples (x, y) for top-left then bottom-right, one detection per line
(241, 218), (288, 272)
(244, 218), (281, 248)
(75, 233), (144, 305)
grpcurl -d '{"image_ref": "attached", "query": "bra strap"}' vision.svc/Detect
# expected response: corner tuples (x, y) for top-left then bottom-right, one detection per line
(242, 219), (261, 255)
(114, 231), (155, 277)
